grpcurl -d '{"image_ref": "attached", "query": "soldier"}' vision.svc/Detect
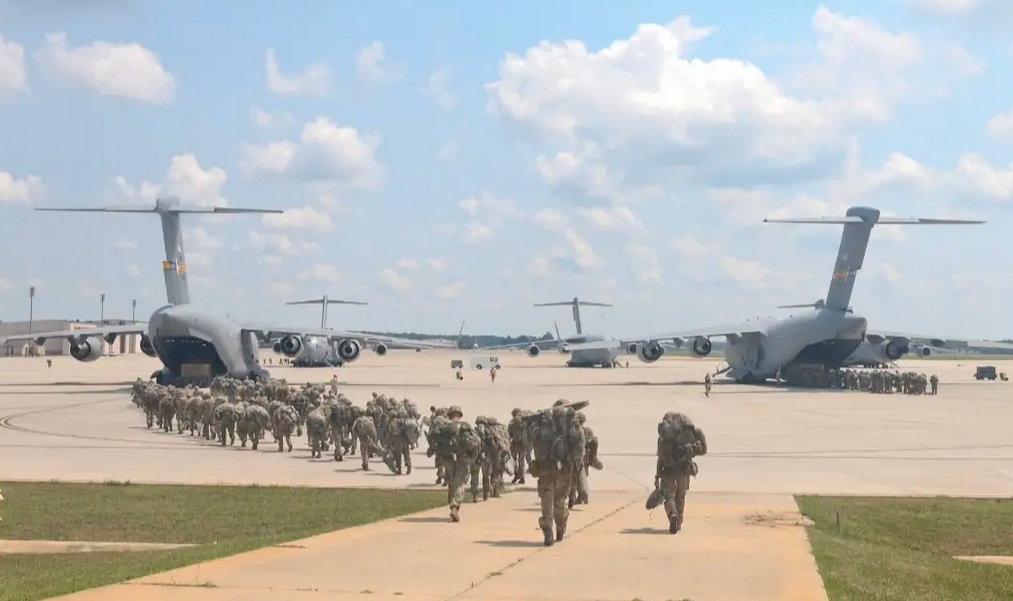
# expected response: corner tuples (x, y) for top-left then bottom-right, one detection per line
(425, 406), (480, 521)
(214, 397), (238, 447)
(471, 416), (492, 501)
(158, 389), (176, 433)
(704, 373), (712, 397)
(352, 411), (378, 471)
(385, 408), (413, 475)
(244, 404), (271, 450)
(569, 411), (601, 507)
(508, 408), (530, 485)
(930, 374), (939, 395)
(486, 417), (512, 497)
(527, 399), (587, 546)
(650, 412), (707, 534)
(273, 404), (299, 452)
(306, 406), (328, 459)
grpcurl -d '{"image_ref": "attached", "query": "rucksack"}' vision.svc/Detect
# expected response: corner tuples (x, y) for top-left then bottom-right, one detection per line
(657, 419), (697, 468)
(528, 408), (585, 465)
(403, 420), (420, 446)
(430, 419), (480, 458)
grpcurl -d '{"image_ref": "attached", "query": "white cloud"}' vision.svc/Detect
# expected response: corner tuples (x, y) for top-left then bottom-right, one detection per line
(125, 263), (140, 277)
(300, 263), (341, 282)
(260, 255), (283, 267)
(456, 190), (520, 244)
(395, 258), (416, 270)
(532, 208), (569, 233)
(425, 258), (446, 271)
(0, 277), (12, 294)
(34, 32), (175, 104)
(379, 267), (411, 294)
(186, 226), (223, 250)
(986, 109), (1013, 141)
(720, 256), (772, 291)
(564, 229), (602, 269)
(249, 107), (294, 128)
(945, 44), (984, 76)
(626, 242), (661, 282)
(355, 41), (406, 85)
(110, 154), (227, 207)
(903, 0), (986, 16)
(0, 170), (45, 204)
(261, 205), (333, 232)
(240, 117), (383, 189)
(672, 235), (710, 257)
(113, 237), (137, 249)
(0, 35), (29, 95)
(487, 7), (933, 193)
(438, 282), (466, 298)
(866, 261), (903, 282)
(577, 205), (643, 233)
(425, 67), (454, 108)
(437, 141), (458, 161)
(248, 230), (322, 256)
(267, 282), (293, 298)
(264, 48), (331, 96)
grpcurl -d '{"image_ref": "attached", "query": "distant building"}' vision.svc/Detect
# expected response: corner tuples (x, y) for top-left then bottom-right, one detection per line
(0, 320), (142, 357)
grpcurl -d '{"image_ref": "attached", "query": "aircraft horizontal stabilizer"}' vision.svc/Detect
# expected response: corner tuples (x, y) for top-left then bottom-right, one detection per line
(285, 299), (368, 305)
(777, 300), (826, 310)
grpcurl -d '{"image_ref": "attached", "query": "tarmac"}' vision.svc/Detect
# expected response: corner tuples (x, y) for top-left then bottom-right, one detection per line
(3, 350), (1013, 601)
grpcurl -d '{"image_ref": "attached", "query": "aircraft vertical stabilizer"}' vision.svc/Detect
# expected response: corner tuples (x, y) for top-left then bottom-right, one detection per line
(533, 296), (612, 334)
(285, 295), (368, 329)
(765, 207), (984, 312)
(36, 197), (284, 305)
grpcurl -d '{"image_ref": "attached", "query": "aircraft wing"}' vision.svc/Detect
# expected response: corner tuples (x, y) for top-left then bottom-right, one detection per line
(562, 321), (766, 352)
(0, 323), (148, 345)
(241, 325), (455, 349)
(481, 339), (559, 350)
(866, 331), (1013, 352)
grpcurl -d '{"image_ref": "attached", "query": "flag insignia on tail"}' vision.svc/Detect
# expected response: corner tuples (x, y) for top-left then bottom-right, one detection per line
(162, 261), (186, 273)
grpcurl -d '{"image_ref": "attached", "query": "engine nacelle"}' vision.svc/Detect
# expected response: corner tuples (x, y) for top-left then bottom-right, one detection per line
(277, 334), (303, 358)
(627, 343), (639, 355)
(139, 334), (157, 357)
(636, 341), (665, 363)
(374, 342), (388, 356)
(69, 337), (103, 362)
(917, 346), (931, 357)
(528, 344), (540, 358)
(337, 338), (361, 362)
(879, 340), (909, 361)
(690, 338), (713, 357)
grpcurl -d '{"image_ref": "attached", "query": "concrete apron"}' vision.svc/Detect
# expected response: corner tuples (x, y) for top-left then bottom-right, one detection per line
(0, 540), (196, 554)
(46, 491), (828, 601)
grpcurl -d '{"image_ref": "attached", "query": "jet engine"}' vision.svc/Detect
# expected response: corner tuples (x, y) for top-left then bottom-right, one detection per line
(374, 342), (388, 356)
(626, 343), (639, 355)
(277, 334), (303, 358)
(690, 338), (712, 357)
(527, 344), (540, 358)
(337, 339), (361, 362)
(917, 345), (931, 357)
(69, 337), (103, 362)
(139, 333), (157, 357)
(878, 340), (909, 362)
(636, 341), (665, 363)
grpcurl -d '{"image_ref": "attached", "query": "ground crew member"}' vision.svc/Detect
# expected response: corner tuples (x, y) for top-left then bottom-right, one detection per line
(704, 373), (712, 397)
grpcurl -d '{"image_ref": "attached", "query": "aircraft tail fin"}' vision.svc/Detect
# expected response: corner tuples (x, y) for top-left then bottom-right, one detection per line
(36, 197), (284, 306)
(285, 295), (368, 329)
(765, 206), (984, 312)
(533, 296), (613, 335)
(454, 320), (466, 350)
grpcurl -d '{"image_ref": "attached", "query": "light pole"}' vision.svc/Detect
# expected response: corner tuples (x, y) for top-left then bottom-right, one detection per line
(131, 299), (137, 323)
(28, 286), (35, 335)
(100, 293), (105, 325)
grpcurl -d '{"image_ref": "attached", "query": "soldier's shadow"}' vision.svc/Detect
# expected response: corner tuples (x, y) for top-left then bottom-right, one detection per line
(474, 539), (544, 548)
(621, 527), (668, 535)
(398, 516), (449, 523)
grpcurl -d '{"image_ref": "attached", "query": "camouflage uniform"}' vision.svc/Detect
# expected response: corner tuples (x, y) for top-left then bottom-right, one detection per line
(426, 406), (479, 522)
(569, 411), (601, 507)
(384, 408), (414, 475)
(352, 414), (378, 471)
(529, 399), (586, 546)
(306, 407), (328, 459)
(273, 404), (299, 452)
(214, 398), (238, 446)
(508, 408), (531, 485)
(244, 405), (271, 450)
(653, 412), (707, 534)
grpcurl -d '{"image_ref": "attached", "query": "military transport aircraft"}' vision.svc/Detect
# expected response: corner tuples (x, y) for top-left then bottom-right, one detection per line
(279, 295), (369, 367)
(0, 198), (451, 384)
(562, 206), (1013, 382)
(489, 297), (622, 367)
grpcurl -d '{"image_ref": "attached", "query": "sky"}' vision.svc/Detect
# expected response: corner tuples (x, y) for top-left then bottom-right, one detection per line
(0, 0), (1012, 339)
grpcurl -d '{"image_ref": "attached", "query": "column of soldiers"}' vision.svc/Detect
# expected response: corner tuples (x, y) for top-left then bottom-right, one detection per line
(781, 364), (939, 395)
(128, 375), (705, 545)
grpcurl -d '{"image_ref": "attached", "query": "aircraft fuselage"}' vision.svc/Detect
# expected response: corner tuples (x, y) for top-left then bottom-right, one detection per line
(147, 304), (267, 384)
(563, 334), (617, 368)
(722, 310), (868, 382)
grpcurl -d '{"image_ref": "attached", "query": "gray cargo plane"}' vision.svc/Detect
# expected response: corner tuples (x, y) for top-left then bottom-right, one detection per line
(0, 198), (450, 384)
(491, 297), (621, 367)
(563, 206), (1012, 382)
(279, 295), (369, 367)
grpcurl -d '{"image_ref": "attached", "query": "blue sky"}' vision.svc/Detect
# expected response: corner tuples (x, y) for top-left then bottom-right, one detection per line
(0, 0), (1011, 338)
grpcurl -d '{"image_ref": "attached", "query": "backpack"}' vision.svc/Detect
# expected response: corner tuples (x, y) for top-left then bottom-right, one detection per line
(657, 419), (697, 469)
(430, 419), (480, 458)
(403, 420), (420, 446)
(528, 408), (585, 466)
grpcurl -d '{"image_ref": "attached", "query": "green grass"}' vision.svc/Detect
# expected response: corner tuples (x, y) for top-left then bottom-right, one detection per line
(796, 496), (1013, 601)
(0, 481), (444, 601)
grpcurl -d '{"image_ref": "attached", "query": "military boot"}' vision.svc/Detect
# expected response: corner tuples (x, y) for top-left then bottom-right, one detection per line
(542, 528), (554, 546)
(405, 464), (411, 475)
(669, 514), (680, 534)
(483, 489), (489, 501)
(471, 491), (479, 503)
(555, 524), (566, 542)
(450, 507), (460, 522)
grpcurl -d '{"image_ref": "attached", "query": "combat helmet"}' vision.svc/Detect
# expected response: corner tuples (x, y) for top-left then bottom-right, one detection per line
(486, 416), (499, 426)
(552, 399), (568, 407)
(511, 407), (522, 416)
(447, 405), (463, 418)
(475, 415), (488, 425)
(575, 411), (586, 424)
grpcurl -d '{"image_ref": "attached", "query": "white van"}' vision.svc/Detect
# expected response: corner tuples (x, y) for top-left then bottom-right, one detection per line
(470, 355), (501, 370)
